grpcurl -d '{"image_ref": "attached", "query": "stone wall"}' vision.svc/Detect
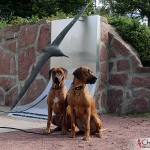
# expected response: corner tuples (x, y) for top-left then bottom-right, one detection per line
(0, 16), (149, 114)
(0, 21), (50, 106)
(95, 17), (150, 114)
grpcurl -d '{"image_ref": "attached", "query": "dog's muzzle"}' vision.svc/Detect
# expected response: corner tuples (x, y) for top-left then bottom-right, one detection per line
(86, 76), (97, 84)
(54, 77), (61, 83)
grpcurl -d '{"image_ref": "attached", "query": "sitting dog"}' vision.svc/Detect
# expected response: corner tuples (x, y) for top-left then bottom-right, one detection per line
(66, 66), (102, 140)
(45, 67), (68, 134)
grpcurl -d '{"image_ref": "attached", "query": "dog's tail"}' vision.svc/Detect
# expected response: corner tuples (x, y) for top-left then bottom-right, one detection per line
(101, 128), (110, 132)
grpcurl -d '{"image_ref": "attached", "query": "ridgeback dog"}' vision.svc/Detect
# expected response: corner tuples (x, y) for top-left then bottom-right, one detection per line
(66, 66), (102, 140)
(45, 67), (69, 134)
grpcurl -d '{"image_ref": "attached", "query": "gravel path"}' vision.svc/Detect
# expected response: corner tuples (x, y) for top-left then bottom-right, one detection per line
(0, 115), (149, 150)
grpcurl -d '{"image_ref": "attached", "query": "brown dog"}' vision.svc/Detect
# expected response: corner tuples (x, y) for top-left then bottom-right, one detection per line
(45, 67), (68, 134)
(66, 66), (102, 140)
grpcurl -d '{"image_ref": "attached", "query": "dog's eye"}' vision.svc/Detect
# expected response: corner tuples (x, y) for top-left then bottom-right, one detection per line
(85, 71), (90, 75)
(58, 72), (62, 75)
(88, 69), (92, 73)
(86, 69), (92, 75)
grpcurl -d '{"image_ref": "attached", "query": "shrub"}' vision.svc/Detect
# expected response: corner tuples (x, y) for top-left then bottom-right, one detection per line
(0, 13), (73, 29)
(0, 20), (7, 28)
(44, 12), (73, 21)
(107, 15), (150, 67)
(8, 16), (27, 25)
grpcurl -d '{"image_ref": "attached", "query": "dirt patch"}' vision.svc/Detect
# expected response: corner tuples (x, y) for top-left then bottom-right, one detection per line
(0, 115), (150, 150)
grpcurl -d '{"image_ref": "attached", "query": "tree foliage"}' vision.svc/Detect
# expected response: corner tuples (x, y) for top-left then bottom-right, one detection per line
(0, 0), (33, 18)
(0, 0), (92, 19)
(99, 0), (150, 26)
(58, 0), (92, 14)
(108, 15), (150, 66)
(31, 0), (60, 18)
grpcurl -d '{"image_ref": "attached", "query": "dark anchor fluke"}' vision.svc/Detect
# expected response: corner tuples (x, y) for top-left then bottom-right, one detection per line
(11, 3), (90, 110)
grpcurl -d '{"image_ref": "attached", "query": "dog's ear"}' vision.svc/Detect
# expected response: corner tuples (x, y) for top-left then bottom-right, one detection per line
(49, 68), (54, 79)
(73, 67), (82, 79)
(61, 68), (68, 79)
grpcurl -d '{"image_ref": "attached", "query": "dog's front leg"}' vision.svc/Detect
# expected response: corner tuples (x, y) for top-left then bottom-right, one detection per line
(83, 107), (91, 141)
(70, 107), (76, 138)
(45, 106), (52, 133)
(62, 101), (68, 135)
(94, 115), (102, 138)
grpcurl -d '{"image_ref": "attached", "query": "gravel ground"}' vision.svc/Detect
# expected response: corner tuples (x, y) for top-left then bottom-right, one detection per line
(0, 114), (150, 150)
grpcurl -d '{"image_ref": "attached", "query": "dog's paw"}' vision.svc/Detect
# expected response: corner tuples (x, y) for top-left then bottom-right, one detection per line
(83, 136), (90, 141)
(97, 133), (102, 138)
(97, 131), (102, 138)
(70, 133), (76, 138)
(45, 128), (51, 134)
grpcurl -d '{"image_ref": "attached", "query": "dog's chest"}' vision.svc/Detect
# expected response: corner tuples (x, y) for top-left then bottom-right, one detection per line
(74, 107), (86, 119)
(53, 97), (59, 107)
(51, 97), (63, 115)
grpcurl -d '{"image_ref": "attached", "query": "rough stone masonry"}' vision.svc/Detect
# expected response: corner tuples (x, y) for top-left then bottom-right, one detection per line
(0, 17), (149, 114)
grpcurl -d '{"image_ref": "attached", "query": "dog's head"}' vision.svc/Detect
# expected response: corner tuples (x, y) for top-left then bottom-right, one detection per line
(49, 67), (68, 84)
(73, 66), (97, 84)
